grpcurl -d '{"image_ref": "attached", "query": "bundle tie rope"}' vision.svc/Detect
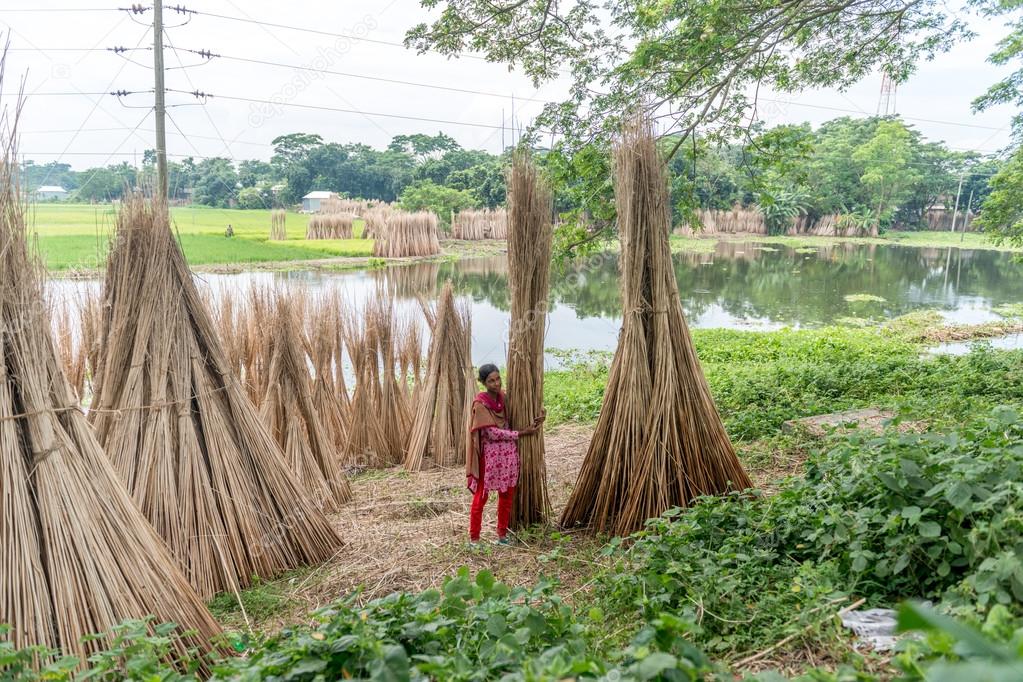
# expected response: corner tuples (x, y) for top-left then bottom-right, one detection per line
(0, 382), (234, 421)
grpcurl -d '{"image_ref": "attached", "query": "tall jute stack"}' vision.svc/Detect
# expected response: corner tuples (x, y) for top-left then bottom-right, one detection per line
(342, 306), (390, 468)
(307, 292), (350, 451)
(373, 211), (441, 258)
(560, 119), (752, 536)
(270, 209), (287, 240)
(306, 213), (355, 240)
(260, 291), (352, 510)
(505, 154), (553, 529)
(403, 282), (472, 471)
(89, 192), (343, 600)
(0, 81), (220, 663)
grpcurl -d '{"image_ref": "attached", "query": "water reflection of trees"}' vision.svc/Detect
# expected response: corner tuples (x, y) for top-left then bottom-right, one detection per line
(378, 244), (1023, 326)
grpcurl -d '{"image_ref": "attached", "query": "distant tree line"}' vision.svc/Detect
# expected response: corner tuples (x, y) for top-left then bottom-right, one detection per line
(21, 118), (1000, 236)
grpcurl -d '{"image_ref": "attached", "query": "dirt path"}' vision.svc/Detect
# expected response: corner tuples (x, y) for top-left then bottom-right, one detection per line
(218, 423), (813, 632)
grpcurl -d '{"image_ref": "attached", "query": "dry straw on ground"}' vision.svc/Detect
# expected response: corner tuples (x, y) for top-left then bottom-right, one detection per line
(260, 290), (353, 510)
(270, 209), (287, 240)
(0, 76), (221, 665)
(452, 208), (508, 240)
(560, 118), (753, 536)
(89, 192), (343, 601)
(505, 153), (553, 529)
(306, 213), (355, 240)
(374, 211), (441, 258)
(403, 282), (472, 471)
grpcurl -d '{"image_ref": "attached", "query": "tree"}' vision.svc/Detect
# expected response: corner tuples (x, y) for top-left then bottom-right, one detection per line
(447, 160), (507, 207)
(407, 0), (965, 251)
(191, 158), (239, 208)
(974, 149), (1023, 245)
(852, 120), (920, 232)
(407, 1), (962, 149)
(388, 132), (460, 159)
(398, 180), (479, 227)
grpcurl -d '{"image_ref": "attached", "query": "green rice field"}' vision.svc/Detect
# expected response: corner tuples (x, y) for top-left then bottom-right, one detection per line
(27, 204), (374, 271)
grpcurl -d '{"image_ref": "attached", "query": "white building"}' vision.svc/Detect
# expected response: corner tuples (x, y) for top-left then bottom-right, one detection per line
(301, 190), (335, 213)
(35, 185), (68, 201)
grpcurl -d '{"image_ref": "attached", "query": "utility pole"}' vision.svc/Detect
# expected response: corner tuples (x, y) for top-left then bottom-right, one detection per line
(153, 0), (168, 202)
(949, 173), (964, 234)
(960, 187), (975, 243)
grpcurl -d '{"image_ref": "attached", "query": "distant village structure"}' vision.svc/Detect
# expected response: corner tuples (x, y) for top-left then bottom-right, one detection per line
(35, 185), (68, 201)
(301, 191), (336, 213)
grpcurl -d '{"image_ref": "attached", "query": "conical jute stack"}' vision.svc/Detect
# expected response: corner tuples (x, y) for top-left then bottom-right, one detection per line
(89, 192), (343, 601)
(505, 153), (553, 529)
(0, 80), (220, 664)
(403, 282), (472, 471)
(560, 118), (753, 536)
(260, 290), (352, 510)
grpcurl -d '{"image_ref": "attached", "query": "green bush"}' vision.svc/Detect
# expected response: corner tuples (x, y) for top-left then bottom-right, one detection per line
(545, 330), (1023, 441)
(598, 406), (1023, 660)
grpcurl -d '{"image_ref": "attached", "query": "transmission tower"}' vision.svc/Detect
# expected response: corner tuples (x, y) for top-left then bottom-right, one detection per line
(876, 71), (897, 117)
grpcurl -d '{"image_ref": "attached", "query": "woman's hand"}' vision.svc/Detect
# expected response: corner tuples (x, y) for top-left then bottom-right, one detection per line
(519, 411), (546, 437)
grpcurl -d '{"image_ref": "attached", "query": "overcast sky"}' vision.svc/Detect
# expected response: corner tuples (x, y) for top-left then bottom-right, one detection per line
(2, 0), (1018, 170)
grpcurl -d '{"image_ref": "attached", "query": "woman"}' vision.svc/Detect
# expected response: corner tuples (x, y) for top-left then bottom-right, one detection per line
(466, 363), (544, 544)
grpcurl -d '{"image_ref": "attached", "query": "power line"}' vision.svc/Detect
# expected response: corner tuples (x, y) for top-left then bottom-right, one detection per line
(0, 91), (148, 96)
(0, 7), (130, 12)
(7, 46), (151, 52)
(169, 46), (549, 103)
(163, 88), (525, 131)
(173, 5), (485, 60)
(21, 126), (271, 147)
(757, 98), (1006, 132)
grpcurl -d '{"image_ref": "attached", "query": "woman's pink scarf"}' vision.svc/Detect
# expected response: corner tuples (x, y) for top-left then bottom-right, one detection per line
(475, 390), (505, 415)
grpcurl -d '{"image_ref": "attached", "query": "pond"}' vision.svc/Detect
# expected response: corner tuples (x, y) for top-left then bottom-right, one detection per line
(49, 240), (1023, 367)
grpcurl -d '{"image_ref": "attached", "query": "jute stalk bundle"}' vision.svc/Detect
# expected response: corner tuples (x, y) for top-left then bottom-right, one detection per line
(341, 306), (391, 469)
(90, 192), (343, 601)
(560, 118), (752, 536)
(270, 208), (287, 240)
(403, 282), (472, 471)
(53, 302), (87, 403)
(675, 206), (766, 236)
(368, 297), (410, 465)
(362, 205), (393, 240)
(260, 291), (352, 510)
(307, 292), (350, 451)
(452, 208), (508, 240)
(306, 213), (355, 240)
(321, 197), (370, 215)
(242, 285), (274, 407)
(373, 211), (441, 258)
(505, 154), (553, 529)
(0, 81), (221, 663)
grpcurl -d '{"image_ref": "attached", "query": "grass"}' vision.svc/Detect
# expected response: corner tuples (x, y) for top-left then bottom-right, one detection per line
(28, 204), (375, 271)
(545, 321), (1023, 440)
(668, 229), (1023, 253)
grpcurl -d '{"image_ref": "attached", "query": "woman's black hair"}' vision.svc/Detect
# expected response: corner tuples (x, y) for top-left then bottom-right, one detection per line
(478, 363), (499, 384)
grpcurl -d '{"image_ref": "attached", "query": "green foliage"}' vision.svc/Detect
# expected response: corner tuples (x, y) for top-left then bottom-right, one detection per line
(894, 603), (1023, 681)
(547, 327), (1023, 441)
(976, 147), (1023, 246)
(597, 406), (1023, 660)
(213, 568), (712, 681)
(757, 185), (810, 236)
(398, 180), (480, 228)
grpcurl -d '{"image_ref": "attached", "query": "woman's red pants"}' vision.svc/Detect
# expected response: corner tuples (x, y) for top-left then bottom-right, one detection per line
(469, 483), (516, 540)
